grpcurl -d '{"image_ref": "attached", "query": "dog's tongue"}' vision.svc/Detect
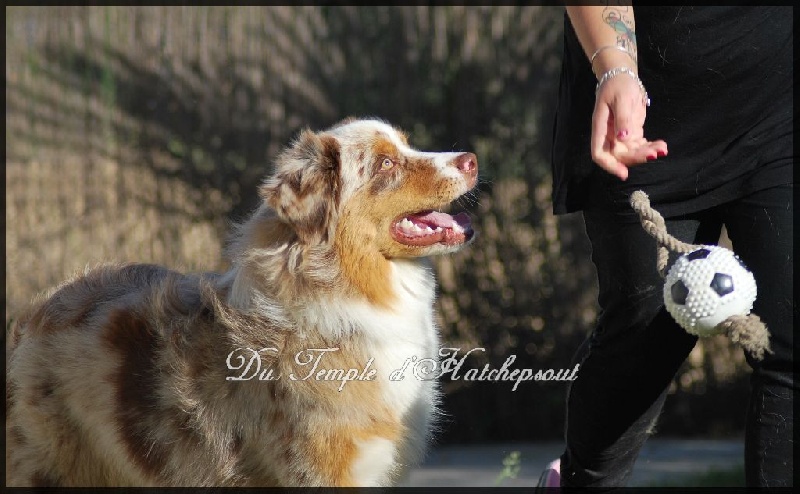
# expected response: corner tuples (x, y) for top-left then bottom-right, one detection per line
(413, 210), (471, 230)
(394, 210), (473, 247)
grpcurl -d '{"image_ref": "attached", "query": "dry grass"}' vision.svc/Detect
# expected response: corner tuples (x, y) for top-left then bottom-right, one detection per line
(5, 157), (229, 322)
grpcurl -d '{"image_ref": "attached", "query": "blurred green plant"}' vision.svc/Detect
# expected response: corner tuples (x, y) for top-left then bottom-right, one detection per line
(495, 450), (522, 485)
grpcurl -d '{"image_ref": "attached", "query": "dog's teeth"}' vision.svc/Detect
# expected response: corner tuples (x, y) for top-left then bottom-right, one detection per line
(452, 223), (465, 234)
(397, 218), (449, 235)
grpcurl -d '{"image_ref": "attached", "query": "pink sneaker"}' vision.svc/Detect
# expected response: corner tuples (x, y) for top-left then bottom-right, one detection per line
(535, 458), (561, 490)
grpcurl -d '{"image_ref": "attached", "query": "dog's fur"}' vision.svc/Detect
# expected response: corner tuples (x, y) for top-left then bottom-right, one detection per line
(6, 118), (478, 487)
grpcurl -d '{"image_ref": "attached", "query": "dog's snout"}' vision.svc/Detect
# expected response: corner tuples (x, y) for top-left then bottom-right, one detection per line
(454, 152), (478, 177)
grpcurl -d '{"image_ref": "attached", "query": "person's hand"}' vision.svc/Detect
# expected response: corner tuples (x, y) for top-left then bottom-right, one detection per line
(591, 72), (668, 181)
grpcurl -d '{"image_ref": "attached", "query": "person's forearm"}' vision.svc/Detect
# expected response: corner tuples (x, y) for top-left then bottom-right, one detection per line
(565, 4), (639, 78)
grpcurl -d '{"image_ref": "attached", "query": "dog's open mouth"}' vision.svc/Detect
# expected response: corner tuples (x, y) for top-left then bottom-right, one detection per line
(391, 210), (474, 247)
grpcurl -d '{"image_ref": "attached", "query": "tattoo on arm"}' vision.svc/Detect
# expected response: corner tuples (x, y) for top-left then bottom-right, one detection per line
(602, 4), (638, 62)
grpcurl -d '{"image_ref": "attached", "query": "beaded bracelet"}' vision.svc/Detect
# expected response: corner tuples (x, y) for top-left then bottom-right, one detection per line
(595, 67), (651, 107)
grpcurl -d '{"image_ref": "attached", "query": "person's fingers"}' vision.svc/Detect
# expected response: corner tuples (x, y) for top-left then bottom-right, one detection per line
(612, 139), (669, 165)
(597, 155), (629, 179)
(598, 145), (631, 180)
(590, 83), (668, 181)
(594, 138), (669, 180)
(618, 106), (652, 143)
(612, 95), (635, 142)
(590, 104), (630, 180)
(651, 140), (668, 157)
(595, 148), (630, 180)
(590, 102), (611, 155)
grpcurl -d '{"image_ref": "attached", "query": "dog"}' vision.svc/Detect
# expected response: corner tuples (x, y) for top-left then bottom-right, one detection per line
(5, 117), (478, 487)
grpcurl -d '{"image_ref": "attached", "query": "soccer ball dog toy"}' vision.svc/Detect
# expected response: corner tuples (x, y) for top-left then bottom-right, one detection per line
(630, 191), (771, 360)
(663, 245), (757, 336)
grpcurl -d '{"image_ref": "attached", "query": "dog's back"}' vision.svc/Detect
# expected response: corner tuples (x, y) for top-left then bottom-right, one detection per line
(6, 264), (410, 486)
(6, 265), (236, 486)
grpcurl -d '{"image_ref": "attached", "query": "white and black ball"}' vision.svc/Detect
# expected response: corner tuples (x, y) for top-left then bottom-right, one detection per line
(663, 245), (757, 337)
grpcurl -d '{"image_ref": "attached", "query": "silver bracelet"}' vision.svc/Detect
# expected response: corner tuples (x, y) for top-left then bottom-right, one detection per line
(590, 45), (635, 68)
(595, 67), (651, 107)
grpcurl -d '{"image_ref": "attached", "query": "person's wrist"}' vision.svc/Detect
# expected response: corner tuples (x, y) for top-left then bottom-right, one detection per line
(591, 48), (637, 79)
(595, 67), (650, 107)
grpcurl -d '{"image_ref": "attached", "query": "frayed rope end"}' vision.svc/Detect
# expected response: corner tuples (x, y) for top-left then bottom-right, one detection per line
(718, 314), (773, 361)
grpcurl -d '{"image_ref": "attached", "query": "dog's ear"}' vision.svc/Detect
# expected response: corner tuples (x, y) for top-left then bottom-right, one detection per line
(259, 129), (341, 243)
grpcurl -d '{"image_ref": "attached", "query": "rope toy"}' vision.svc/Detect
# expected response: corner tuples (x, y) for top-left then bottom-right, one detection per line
(630, 190), (772, 360)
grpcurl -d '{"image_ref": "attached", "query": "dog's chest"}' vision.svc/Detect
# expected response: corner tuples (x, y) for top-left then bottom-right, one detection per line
(364, 260), (440, 413)
(346, 276), (440, 485)
(365, 306), (439, 417)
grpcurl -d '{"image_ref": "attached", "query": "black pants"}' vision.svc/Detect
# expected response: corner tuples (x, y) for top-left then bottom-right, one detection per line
(559, 184), (794, 488)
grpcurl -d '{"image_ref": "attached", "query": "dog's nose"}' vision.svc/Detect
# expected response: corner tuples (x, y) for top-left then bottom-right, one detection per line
(454, 152), (478, 177)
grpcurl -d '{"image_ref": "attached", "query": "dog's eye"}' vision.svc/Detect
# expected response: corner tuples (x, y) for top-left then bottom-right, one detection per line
(380, 158), (394, 171)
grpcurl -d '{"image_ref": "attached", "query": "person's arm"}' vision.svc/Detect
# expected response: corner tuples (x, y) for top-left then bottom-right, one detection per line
(566, 5), (638, 76)
(565, 4), (667, 181)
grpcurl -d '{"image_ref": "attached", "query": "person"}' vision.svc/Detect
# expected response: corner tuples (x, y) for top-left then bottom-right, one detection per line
(538, 5), (793, 489)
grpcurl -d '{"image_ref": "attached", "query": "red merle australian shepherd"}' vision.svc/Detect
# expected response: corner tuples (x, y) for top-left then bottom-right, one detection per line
(6, 117), (478, 487)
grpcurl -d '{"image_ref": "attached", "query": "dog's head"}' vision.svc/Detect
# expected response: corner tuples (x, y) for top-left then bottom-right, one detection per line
(260, 118), (477, 259)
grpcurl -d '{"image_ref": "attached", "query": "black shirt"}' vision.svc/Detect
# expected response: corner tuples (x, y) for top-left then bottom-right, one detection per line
(550, 6), (793, 218)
